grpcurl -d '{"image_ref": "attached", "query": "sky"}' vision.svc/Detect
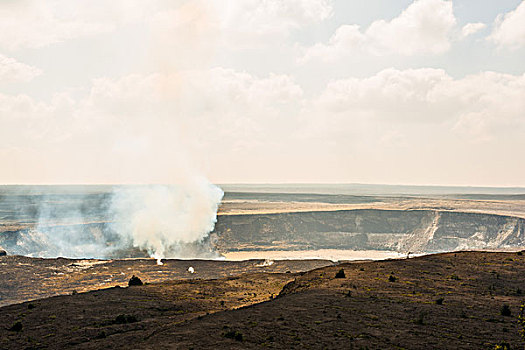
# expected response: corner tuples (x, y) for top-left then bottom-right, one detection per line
(0, 0), (524, 186)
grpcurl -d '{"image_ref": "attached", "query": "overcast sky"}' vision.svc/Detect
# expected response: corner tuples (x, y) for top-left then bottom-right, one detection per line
(1, 0), (524, 186)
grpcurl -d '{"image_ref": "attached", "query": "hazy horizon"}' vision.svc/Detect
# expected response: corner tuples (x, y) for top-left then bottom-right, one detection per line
(2, 183), (525, 196)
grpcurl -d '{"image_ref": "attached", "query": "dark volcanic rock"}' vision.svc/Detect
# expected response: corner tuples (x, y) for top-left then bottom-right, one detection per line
(0, 247), (6, 256)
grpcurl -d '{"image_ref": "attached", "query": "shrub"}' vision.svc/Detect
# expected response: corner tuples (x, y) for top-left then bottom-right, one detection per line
(128, 275), (143, 286)
(493, 342), (511, 350)
(114, 314), (138, 324)
(435, 298), (444, 305)
(500, 305), (511, 317)
(9, 321), (23, 332)
(95, 331), (106, 339)
(335, 269), (346, 279)
(413, 313), (425, 325)
(388, 275), (397, 282)
(223, 330), (243, 341)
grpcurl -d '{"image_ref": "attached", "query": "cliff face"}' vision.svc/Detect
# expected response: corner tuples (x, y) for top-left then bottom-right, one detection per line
(2, 209), (524, 257)
(213, 209), (525, 253)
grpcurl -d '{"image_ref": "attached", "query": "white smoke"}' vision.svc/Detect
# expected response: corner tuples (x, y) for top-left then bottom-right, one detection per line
(1, 181), (224, 260)
(110, 179), (223, 262)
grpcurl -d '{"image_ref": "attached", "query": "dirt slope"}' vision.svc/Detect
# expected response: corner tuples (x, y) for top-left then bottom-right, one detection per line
(2, 252), (525, 349)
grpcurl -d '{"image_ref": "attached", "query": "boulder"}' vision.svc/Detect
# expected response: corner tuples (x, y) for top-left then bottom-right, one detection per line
(0, 247), (7, 256)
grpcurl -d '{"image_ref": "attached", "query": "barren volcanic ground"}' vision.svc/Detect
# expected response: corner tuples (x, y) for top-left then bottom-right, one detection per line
(0, 256), (333, 307)
(2, 251), (525, 349)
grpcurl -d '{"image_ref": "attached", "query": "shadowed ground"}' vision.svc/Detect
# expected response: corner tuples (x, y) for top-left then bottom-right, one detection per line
(1, 251), (525, 349)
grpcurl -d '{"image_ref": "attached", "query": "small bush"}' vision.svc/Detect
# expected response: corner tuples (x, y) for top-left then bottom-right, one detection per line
(114, 314), (138, 324)
(9, 321), (23, 332)
(223, 330), (243, 341)
(335, 269), (346, 279)
(95, 331), (106, 339)
(128, 275), (143, 286)
(501, 305), (511, 317)
(435, 298), (444, 305)
(388, 275), (397, 282)
(27, 303), (35, 310)
(413, 313), (425, 325)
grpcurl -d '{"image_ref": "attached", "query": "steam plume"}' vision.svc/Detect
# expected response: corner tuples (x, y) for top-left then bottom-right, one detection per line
(110, 179), (223, 263)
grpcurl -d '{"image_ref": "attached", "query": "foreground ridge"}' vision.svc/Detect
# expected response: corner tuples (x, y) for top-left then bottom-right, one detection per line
(1, 251), (525, 349)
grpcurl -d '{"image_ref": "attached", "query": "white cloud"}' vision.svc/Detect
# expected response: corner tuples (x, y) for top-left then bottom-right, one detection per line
(0, 0), (164, 50)
(218, 0), (332, 34)
(0, 67), (305, 182)
(1, 66), (524, 183)
(301, 0), (456, 61)
(0, 2), (108, 50)
(461, 22), (486, 38)
(314, 68), (525, 142)
(488, 0), (525, 49)
(0, 54), (42, 83)
(212, 0), (333, 48)
(88, 68), (304, 153)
